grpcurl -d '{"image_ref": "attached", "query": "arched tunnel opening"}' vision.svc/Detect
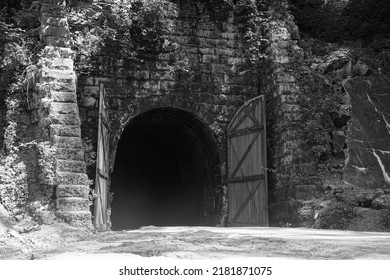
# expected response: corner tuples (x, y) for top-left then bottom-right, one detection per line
(110, 108), (221, 230)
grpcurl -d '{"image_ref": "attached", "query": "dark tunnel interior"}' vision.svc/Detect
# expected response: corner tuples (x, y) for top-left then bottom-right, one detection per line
(110, 108), (220, 230)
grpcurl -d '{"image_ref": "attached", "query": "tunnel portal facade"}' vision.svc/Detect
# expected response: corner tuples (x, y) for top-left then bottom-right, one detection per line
(93, 91), (268, 230)
(18, 0), (313, 229)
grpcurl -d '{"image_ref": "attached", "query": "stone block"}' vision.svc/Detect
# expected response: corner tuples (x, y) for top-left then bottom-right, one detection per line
(197, 30), (214, 38)
(56, 185), (90, 199)
(280, 94), (298, 103)
(212, 64), (225, 74)
(221, 32), (239, 40)
(274, 54), (289, 64)
(286, 163), (318, 177)
(83, 85), (99, 97)
(57, 198), (90, 212)
(282, 140), (300, 154)
(283, 112), (302, 121)
(270, 26), (290, 41)
(199, 47), (215, 55)
(51, 91), (77, 103)
(216, 39), (228, 48)
(160, 81), (176, 91)
(42, 35), (70, 48)
(56, 159), (86, 173)
(222, 22), (235, 33)
(41, 15), (68, 27)
(41, 26), (70, 38)
(82, 77), (95, 86)
(155, 61), (170, 70)
(43, 46), (73, 58)
(270, 45), (289, 57)
(227, 40), (240, 48)
(53, 136), (83, 148)
(50, 58), (74, 70)
(50, 124), (81, 137)
(132, 70), (150, 80)
(281, 154), (294, 165)
(288, 185), (324, 200)
(49, 81), (76, 92)
(41, 69), (76, 84)
(43, 0), (66, 5)
(80, 96), (97, 108)
(94, 77), (112, 85)
(199, 37), (218, 48)
(280, 104), (300, 113)
(55, 148), (84, 161)
(50, 102), (78, 114)
(50, 113), (80, 125)
(297, 202), (315, 225)
(57, 172), (89, 185)
(277, 83), (299, 96)
(215, 48), (235, 57)
(274, 71), (296, 83)
(151, 71), (176, 81)
(56, 211), (92, 228)
(41, 8), (66, 19)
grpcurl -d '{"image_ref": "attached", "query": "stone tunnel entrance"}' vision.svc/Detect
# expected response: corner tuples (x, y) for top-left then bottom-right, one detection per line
(110, 108), (221, 230)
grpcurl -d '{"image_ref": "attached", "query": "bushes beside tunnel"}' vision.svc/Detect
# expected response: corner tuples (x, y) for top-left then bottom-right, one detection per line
(290, 0), (390, 44)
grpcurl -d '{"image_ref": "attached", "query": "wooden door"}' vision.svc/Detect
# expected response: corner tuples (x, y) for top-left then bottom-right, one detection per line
(227, 95), (268, 226)
(94, 84), (110, 230)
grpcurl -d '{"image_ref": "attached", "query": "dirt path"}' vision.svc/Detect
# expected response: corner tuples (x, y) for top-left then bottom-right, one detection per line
(2, 226), (390, 260)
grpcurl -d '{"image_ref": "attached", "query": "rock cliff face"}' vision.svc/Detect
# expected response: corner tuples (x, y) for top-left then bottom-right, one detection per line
(343, 75), (390, 191)
(268, 27), (390, 230)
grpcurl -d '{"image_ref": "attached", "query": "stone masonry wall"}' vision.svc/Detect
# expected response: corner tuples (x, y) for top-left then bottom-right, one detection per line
(33, 0), (91, 227)
(77, 1), (259, 222)
(262, 11), (319, 227)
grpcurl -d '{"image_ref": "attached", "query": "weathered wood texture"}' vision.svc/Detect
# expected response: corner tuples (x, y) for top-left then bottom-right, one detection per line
(227, 95), (268, 226)
(94, 85), (110, 230)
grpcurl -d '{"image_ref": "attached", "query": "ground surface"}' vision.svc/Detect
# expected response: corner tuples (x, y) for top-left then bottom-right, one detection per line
(1, 226), (390, 260)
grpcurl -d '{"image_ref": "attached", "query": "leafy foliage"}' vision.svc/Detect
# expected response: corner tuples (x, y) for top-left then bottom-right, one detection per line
(297, 72), (344, 148)
(315, 202), (358, 229)
(290, 0), (344, 42)
(68, 0), (179, 74)
(233, 0), (270, 87)
(342, 0), (390, 42)
(0, 0), (42, 218)
(0, 0), (41, 110)
(291, 0), (390, 44)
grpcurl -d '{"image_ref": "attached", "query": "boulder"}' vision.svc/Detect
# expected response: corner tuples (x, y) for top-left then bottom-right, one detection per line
(348, 207), (390, 231)
(371, 194), (390, 210)
(324, 58), (349, 74)
(80, 96), (97, 108)
(334, 60), (352, 81)
(0, 204), (12, 235)
(335, 188), (385, 207)
(353, 60), (371, 76)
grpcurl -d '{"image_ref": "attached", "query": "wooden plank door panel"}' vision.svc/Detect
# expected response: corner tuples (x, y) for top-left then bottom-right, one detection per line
(94, 84), (110, 231)
(227, 95), (268, 226)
